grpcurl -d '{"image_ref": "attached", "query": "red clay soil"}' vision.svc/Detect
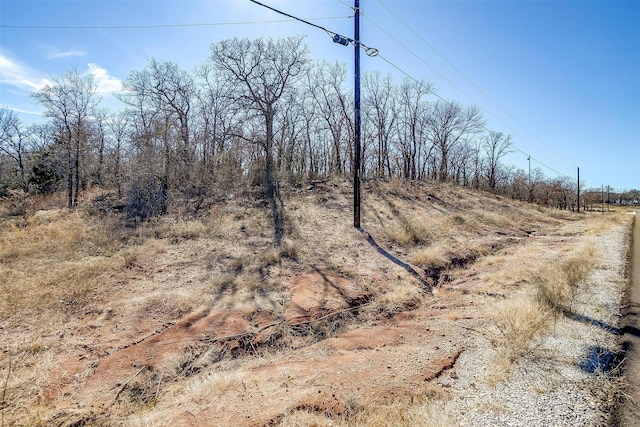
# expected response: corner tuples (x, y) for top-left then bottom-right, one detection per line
(39, 267), (468, 426)
(168, 319), (463, 427)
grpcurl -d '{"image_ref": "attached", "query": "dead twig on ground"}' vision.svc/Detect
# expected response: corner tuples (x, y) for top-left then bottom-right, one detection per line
(154, 372), (162, 403)
(113, 366), (146, 404)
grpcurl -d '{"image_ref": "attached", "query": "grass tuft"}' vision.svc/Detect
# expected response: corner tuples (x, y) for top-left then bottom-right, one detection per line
(487, 294), (552, 370)
(536, 245), (597, 311)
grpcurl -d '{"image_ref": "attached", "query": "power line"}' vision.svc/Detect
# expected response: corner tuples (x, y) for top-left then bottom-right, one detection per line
(375, 0), (573, 169)
(0, 16), (350, 30)
(376, 53), (571, 179)
(249, 0), (378, 56)
(248, 0), (337, 35)
(362, 16), (466, 105)
(335, 0), (355, 11)
(363, 11), (570, 176)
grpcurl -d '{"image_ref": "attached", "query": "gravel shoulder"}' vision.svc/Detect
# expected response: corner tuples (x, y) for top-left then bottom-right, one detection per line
(619, 211), (640, 426)
(440, 216), (633, 426)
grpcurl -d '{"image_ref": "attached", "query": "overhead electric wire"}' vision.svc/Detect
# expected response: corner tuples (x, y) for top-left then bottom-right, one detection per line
(249, 0), (378, 56)
(376, 52), (571, 179)
(0, 16), (350, 30)
(248, 0), (336, 35)
(363, 11), (570, 176)
(335, 0), (355, 11)
(375, 0), (573, 169)
(245, 0), (570, 178)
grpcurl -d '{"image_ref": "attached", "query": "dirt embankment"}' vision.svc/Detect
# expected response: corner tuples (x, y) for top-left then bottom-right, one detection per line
(1, 180), (634, 426)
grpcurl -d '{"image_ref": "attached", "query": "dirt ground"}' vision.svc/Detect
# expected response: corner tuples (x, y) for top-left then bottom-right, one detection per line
(0, 180), (632, 426)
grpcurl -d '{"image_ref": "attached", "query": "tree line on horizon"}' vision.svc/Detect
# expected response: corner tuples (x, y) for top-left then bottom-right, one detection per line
(1, 36), (636, 219)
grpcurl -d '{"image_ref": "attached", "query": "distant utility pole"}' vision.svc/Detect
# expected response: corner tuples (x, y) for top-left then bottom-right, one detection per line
(607, 185), (610, 211)
(353, 0), (361, 229)
(577, 167), (580, 213)
(602, 184), (604, 214)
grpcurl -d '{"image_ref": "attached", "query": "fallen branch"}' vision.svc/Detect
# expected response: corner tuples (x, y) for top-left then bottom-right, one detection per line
(113, 366), (146, 404)
(154, 372), (162, 403)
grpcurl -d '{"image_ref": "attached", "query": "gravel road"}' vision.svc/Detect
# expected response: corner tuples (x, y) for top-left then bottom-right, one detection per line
(440, 216), (633, 427)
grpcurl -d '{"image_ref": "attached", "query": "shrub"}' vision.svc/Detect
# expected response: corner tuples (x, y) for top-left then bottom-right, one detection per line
(488, 295), (551, 367)
(125, 176), (168, 224)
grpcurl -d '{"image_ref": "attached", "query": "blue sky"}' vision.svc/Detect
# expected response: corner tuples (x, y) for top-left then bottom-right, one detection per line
(1, 0), (638, 190)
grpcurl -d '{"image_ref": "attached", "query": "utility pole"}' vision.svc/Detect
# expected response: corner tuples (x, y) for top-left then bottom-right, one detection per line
(577, 167), (580, 213)
(353, 0), (361, 229)
(602, 184), (604, 214)
(607, 185), (610, 211)
(248, 0), (373, 229)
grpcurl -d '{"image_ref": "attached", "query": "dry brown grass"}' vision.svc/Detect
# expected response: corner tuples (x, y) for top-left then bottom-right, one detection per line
(583, 211), (630, 236)
(358, 274), (425, 320)
(487, 294), (552, 372)
(536, 244), (597, 312)
(466, 244), (550, 291)
(410, 242), (451, 268)
(346, 400), (455, 427)
(278, 401), (455, 427)
(1, 180), (612, 425)
(384, 212), (448, 246)
(482, 237), (598, 378)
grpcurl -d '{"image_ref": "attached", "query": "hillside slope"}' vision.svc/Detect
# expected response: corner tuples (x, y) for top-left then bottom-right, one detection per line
(0, 179), (630, 426)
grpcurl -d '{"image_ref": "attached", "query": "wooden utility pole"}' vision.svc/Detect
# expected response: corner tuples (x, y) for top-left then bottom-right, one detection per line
(353, 0), (361, 229)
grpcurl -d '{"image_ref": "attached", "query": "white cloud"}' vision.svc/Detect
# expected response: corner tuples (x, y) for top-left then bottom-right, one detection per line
(47, 49), (87, 59)
(35, 42), (87, 60)
(0, 53), (52, 92)
(87, 63), (122, 94)
(0, 104), (43, 116)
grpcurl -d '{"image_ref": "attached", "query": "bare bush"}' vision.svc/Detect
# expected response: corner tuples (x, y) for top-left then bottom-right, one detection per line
(125, 176), (168, 224)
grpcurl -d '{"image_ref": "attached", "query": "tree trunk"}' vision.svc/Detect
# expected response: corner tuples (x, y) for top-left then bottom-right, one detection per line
(265, 110), (283, 245)
(67, 136), (73, 208)
(73, 135), (80, 207)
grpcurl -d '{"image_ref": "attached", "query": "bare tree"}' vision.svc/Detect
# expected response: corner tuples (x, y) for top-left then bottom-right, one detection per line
(450, 140), (476, 187)
(31, 68), (98, 207)
(194, 62), (236, 185)
(106, 112), (130, 197)
(427, 101), (484, 182)
(119, 58), (195, 192)
(90, 108), (108, 187)
(481, 131), (512, 192)
(0, 109), (29, 192)
(395, 79), (433, 180)
(363, 72), (396, 179)
(275, 89), (307, 180)
(306, 61), (351, 175)
(208, 36), (309, 243)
